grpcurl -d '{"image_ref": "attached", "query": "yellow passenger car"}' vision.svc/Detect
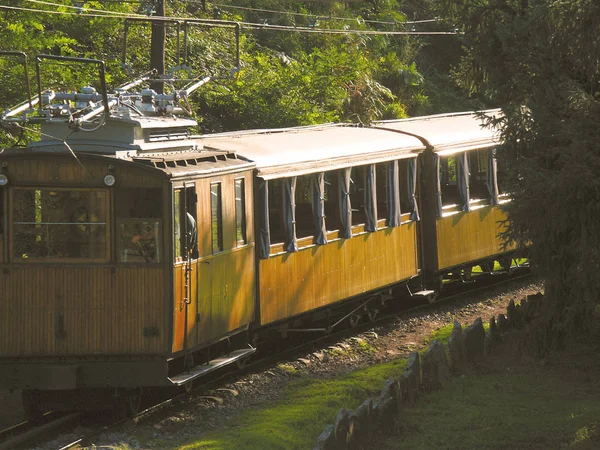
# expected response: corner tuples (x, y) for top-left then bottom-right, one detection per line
(376, 111), (518, 287)
(200, 124), (427, 331)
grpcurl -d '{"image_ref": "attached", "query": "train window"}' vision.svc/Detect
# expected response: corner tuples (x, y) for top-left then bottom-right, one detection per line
(439, 155), (461, 207)
(211, 183), (223, 253)
(173, 187), (198, 261)
(349, 166), (366, 226)
(399, 159), (412, 214)
(295, 175), (315, 241)
(116, 188), (162, 263)
(376, 163), (389, 223)
(12, 188), (108, 261)
(468, 149), (491, 204)
(267, 179), (285, 245)
(235, 178), (247, 246)
(324, 171), (342, 233)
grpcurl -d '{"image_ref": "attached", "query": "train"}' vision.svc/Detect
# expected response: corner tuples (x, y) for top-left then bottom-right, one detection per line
(0, 54), (522, 418)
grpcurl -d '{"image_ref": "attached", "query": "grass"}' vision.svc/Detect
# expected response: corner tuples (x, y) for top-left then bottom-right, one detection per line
(375, 347), (600, 450)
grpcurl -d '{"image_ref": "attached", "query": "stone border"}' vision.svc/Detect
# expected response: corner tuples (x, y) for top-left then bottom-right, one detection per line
(314, 292), (545, 449)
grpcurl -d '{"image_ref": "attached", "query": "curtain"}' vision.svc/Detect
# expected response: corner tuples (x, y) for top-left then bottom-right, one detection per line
(387, 160), (402, 227)
(408, 158), (420, 221)
(258, 179), (270, 259)
(434, 154), (443, 217)
(312, 172), (327, 245)
(283, 177), (298, 252)
(486, 148), (499, 205)
(365, 164), (378, 232)
(457, 151), (471, 212)
(338, 168), (352, 239)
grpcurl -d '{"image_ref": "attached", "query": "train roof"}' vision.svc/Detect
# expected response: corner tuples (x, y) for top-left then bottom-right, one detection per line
(196, 124), (425, 180)
(375, 109), (502, 155)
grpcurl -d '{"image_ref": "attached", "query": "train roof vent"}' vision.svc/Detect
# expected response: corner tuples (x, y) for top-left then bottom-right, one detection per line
(147, 127), (190, 143)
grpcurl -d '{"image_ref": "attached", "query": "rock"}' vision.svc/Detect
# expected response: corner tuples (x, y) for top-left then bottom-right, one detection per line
(448, 320), (467, 373)
(314, 424), (335, 450)
(346, 411), (359, 448)
(400, 351), (421, 403)
(373, 393), (396, 432)
(354, 398), (374, 439)
(506, 299), (516, 325)
(484, 331), (493, 356)
(421, 340), (450, 391)
(298, 358), (312, 366)
(464, 317), (485, 363)
(333, 408), (349, 448)
(497, 314), (508, 332)
(489, 316), (498, 336)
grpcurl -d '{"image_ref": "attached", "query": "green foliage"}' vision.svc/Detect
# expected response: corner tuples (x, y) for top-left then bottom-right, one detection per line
(435, 0), (600, 344)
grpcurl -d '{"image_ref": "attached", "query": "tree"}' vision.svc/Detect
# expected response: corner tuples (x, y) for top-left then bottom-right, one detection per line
(436, 0), (600, 351)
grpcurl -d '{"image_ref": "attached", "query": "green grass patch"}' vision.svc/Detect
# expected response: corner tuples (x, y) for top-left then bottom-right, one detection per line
(376, 358), (600, 450)
(147, 358), (408, 450)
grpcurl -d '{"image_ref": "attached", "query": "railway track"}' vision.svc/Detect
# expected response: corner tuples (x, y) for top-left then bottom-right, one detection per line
(40, 266), (533, 450)
(0, 412), (82, 450)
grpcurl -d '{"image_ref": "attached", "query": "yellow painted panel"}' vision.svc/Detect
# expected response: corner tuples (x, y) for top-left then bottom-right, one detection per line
(259, 223), (419, 325)
(436, 205), (515, 270)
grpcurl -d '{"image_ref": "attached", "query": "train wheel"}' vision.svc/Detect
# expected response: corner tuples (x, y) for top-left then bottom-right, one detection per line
(126, 387), (143, 416)
(22, 390), (44, 423)
(368, 309), (379, 322)
(349, 313), (361, 328)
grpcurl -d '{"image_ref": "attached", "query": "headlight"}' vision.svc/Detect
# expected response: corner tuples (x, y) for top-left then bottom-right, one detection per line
(103, 174), (116, 186)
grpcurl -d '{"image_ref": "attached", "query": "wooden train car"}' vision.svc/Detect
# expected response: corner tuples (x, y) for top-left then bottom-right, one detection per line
(199, 124), (427, 330)
(375, 111), (519, 287)
(0, 113), (257, 413)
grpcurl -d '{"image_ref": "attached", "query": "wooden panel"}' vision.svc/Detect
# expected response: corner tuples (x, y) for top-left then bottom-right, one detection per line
(259, 223), (419, 325)
(5, 155), (162, 187)
(436, 205), (515, 270)
(0, 266), (169, 356)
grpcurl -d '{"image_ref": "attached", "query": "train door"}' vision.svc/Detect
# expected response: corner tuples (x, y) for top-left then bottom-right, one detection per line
(172, 184), (199, 354)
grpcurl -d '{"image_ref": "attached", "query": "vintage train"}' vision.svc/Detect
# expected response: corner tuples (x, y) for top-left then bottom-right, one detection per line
(0, 54), (520, 417)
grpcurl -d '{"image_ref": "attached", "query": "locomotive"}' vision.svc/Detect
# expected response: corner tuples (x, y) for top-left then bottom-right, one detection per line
(0, 53), (520, 417)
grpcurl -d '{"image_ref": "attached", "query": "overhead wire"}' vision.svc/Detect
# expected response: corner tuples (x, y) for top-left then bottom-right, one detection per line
(207, 1), (440, 26)
(0, 3), (456, 36)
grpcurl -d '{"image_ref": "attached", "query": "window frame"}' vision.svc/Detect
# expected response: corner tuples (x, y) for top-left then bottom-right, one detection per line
(234, 177), (247, 247)
(10, 186), (110, 263)
(210, 182), (224, 254)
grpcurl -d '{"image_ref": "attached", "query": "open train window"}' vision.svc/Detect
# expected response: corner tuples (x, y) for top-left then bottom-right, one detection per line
(324, 171), (342, 233)
(211, 183), (223, 253)
(349, 166), (366, 226)
(375, 163), (388, 223)
(12, 188), (109, 262)
(173, 187), (198, 261)
(439, 155), (460, 207)
(116, 188), (162, 263)
(267, 179), (285, 245)
(468, 149), (491, 204)
(399, 159), (412, 214)
(295, 175), (315, 241)
(235, 178), (247, 246)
